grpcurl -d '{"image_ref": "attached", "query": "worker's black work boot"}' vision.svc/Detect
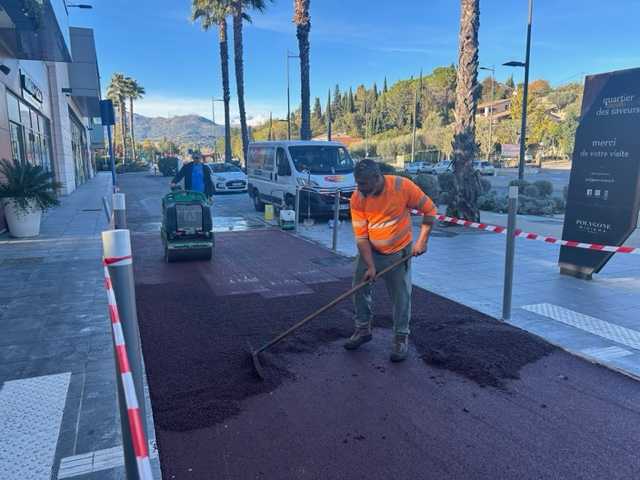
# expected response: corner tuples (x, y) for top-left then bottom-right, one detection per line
(390, 334), (409, 362)
(344, 327), (372, 350)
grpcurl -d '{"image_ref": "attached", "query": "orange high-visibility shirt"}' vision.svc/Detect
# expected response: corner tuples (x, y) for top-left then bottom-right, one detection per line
(350, 175), (437, 254)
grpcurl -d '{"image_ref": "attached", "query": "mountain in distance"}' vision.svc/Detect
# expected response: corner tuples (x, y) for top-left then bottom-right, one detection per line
(133, 113), (225, 145)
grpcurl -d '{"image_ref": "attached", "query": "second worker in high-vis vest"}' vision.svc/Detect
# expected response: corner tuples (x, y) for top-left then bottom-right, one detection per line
(345, 159), (437, 362)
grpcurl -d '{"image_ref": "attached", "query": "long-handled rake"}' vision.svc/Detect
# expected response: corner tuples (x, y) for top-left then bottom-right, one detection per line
(248, 254), (413, 379)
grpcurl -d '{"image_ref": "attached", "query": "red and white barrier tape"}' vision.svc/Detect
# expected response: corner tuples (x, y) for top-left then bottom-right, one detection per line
(102, 260), (154, 479)
(425, 212), (639, 254)
(104, 254), (132, 266)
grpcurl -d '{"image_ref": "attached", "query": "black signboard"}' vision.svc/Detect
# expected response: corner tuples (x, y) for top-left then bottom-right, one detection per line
(559, 67), (640, 278)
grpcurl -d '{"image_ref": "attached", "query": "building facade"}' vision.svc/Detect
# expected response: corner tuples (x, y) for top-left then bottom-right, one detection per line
(0, 1), (102, 231)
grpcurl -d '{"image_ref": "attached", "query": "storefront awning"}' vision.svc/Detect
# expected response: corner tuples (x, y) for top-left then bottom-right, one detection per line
(0, 0), (72, 62)
(67, 27), (100, 117)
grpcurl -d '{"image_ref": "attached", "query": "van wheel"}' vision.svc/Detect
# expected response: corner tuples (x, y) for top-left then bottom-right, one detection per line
(253, 190), (265, 212)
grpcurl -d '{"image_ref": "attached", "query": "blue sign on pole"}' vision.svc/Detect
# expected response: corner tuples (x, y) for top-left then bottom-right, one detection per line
(100, 100), (117, 189)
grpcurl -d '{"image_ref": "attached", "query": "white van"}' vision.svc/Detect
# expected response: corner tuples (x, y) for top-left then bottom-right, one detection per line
(247, 141), (356, 215)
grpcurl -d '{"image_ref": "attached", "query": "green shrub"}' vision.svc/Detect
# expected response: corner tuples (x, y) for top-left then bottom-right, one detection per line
(533, 180), (553, 197)
(478, 191), (497, 211)
(437, 171), (455, 193)
(414, 174), (440, 200)
(523, 184), (541, 198)
(480, 177), (492, 194)
(517, 195), (555, 215)
(116, 161), (148, 173)
(158, 156), (179, 176)
(437, 172), (455, 205)
(508, 179), (530, 191)
(552, 196), (566, 212)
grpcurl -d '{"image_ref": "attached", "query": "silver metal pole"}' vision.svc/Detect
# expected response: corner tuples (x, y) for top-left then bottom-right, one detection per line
(101, 230), (147, 480)
(102, 196), (112, 224)
(332, 190), (340, 251)
(294, 185), (300, 232)
(519, 0), (534, 180)
(112, 193), (126, 229)
(488, 67), (495, 161)
(286, 51), (291, 140)
(502, 186), (519, 321)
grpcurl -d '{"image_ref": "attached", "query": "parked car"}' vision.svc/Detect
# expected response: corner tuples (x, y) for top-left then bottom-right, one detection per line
(472, 160), (496, 176)
(209, 163), (248, 193)
(404, 161), (430, 175)
(430, 160), (453, 175)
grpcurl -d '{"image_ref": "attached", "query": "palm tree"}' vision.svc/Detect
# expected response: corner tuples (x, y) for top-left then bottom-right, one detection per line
(125, 77), (145, 163)
(294, 0), (311, 140)
(447, 0), (482, 221)
(231, 0), (268, 163)
(106, 73), (129, 165)
(192, 0), (233, 163)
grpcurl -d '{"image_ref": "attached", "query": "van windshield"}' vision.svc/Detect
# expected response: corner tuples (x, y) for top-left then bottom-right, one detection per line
(288, 145), (354, 174)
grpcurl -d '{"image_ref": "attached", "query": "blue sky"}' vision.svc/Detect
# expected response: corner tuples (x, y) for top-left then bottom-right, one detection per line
(69, 0), (640, 123)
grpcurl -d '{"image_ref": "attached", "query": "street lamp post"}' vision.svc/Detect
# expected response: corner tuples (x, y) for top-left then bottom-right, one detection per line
(286, 50), (300, 140)
(211, 97), (223, 161)
(479, 65), (495, 162)
(504, 0), (533, 180)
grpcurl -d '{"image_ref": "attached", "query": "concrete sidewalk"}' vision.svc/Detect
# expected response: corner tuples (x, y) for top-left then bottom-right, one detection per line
(297, 213), (640, 379)
(0, 172), (159, 480)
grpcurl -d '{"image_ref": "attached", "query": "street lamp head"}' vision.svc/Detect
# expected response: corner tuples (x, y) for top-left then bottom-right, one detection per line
(479, 66), (495, 71)
(503, 61), (526, 68)
(67, 3), (93, 8)
(0, 64), (10, 75)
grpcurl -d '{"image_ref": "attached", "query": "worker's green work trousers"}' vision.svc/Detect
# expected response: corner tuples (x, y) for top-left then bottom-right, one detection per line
(353, 243), (412, 336)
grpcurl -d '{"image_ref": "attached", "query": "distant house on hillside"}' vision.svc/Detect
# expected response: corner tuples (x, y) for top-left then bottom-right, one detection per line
(477, 98), (512, 122)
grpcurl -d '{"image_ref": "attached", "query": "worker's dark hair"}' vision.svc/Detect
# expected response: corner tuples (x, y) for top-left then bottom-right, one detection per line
(354, 158), (382, 180)
(191, 151), (202, 160)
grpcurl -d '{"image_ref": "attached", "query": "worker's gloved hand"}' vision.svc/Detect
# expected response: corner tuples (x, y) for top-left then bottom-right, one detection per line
(363, 266), (377, 282)
(412, 240), (428, 256)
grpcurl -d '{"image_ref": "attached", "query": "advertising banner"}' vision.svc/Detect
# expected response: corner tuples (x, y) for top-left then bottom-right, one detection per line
(559, 67), (640, 278)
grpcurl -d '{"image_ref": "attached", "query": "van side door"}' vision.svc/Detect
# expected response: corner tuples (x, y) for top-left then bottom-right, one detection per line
(275, 147), (294, 205)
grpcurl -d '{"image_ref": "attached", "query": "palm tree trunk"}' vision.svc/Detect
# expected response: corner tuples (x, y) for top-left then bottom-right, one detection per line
(219, 18), (232, 164)
(447, 0), (481, 221)
(295, 0), (311, 140)
(232, 7), (249, 164)
(129, 97), (137, 162)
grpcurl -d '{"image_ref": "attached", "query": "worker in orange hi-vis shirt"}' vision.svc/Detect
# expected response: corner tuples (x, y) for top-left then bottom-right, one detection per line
(345, 159), (437, 362)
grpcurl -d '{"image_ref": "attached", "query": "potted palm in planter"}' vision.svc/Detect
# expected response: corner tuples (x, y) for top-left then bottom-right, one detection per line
(0, 159), (62, 237)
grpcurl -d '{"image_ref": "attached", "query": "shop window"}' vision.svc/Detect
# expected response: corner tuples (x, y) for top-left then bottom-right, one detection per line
(7, 92), (20, 122)
(9, 122), (25, 164)
(19, 101), (31, 128)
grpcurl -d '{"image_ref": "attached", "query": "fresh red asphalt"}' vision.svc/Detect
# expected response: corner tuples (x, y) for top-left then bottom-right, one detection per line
(120, 174), (640, 480)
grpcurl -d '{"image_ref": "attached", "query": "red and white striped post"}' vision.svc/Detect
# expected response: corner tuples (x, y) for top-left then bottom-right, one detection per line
(103, 262), (154, 479)
(102, 229), (149, 479)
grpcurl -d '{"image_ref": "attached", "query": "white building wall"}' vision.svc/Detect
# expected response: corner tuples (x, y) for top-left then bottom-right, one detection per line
(46, 62), (76, 194)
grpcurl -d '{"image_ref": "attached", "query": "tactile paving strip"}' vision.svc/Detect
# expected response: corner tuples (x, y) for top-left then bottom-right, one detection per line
(0, 373), (71, 479)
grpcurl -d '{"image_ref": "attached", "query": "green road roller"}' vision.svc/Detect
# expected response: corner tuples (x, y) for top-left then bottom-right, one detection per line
(161, 189), (214, 262)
